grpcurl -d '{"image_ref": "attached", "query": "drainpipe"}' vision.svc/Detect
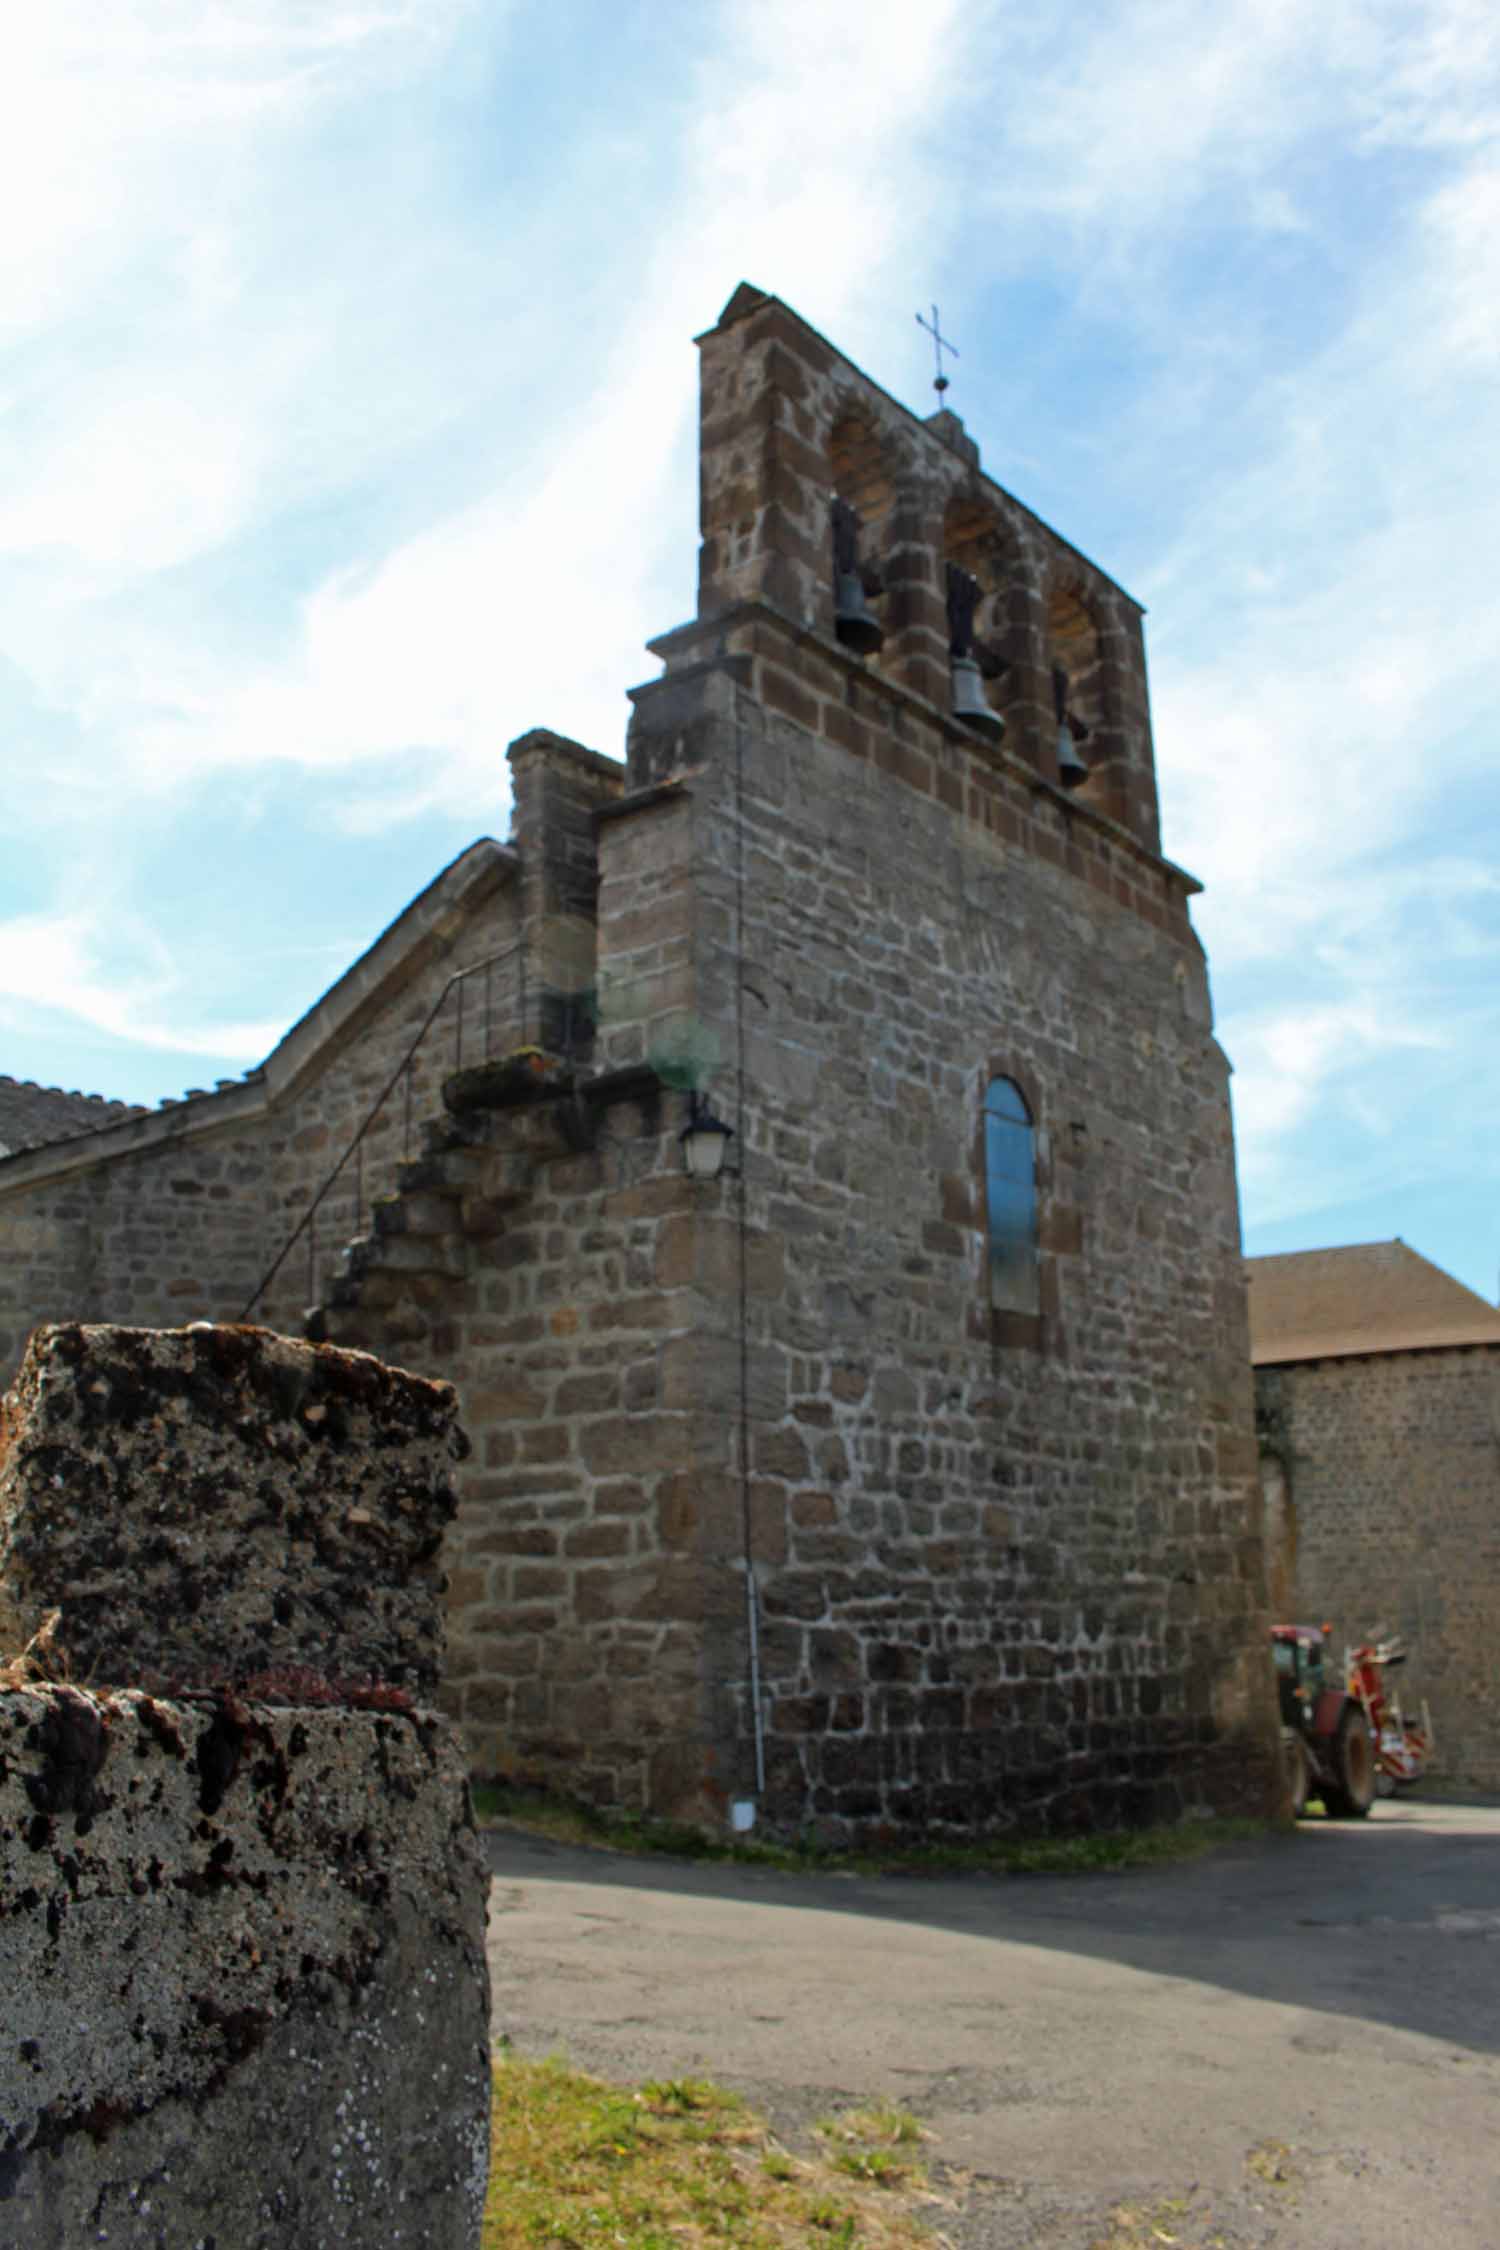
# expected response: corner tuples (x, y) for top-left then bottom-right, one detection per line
(732, 702), (766, 1801)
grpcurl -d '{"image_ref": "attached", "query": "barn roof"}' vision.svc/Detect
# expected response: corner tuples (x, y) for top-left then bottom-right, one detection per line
(1246, 1240), (1500, 1365)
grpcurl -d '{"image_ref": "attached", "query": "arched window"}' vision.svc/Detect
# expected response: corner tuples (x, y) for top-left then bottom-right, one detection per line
(984, 1077), (1038, 1314)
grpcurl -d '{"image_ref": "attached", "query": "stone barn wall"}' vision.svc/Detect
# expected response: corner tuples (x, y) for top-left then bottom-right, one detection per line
(0, 1322), (489, 2248)
(1257, 1346), (1500, 1793)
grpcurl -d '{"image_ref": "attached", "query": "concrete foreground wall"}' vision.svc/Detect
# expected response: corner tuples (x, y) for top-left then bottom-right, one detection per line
(0, 1687), (488, 2248)
(0, 1323), (489, 2250)
(0, 1322), (467, 1698)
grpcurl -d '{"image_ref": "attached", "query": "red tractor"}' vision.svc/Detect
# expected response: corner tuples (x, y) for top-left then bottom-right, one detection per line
(1346, 1634), (1434, 1796)
(1271, 1624), (1376, 1818)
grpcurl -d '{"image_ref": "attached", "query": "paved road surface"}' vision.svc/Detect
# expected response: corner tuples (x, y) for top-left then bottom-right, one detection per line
(485, 1801), (1500, 2246)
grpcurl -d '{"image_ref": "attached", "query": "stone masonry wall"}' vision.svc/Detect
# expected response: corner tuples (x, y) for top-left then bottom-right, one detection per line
(442, 1113), (737, 1820)
(305, 297), (1282, 1832)
(0, 1322), (489, 2247)
(0, 860), (522, 1388)
(1257, 1349), (1500, 1793)
(650, 662), (1276, 1834)
(327, 637), (1278, 1835)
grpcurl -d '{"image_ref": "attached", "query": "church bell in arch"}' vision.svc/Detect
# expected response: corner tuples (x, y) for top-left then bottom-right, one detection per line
(946, 563), (1006, 743)
(1052, 664), (1089, 789)
(950, 654), (1005, 741)
(830, 498), (884, 657)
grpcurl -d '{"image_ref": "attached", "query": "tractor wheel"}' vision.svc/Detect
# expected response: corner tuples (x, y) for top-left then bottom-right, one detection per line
(1323, 1706), (1376, 1818)
(1283, 1733), (1310, 1820)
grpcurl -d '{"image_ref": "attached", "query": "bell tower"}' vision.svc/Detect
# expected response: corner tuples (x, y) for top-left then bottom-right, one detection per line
(595, 282), (1275, 1839)
(657, 280), (1163, 847)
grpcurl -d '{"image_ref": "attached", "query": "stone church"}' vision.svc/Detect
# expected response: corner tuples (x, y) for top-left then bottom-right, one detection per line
(0, 284), (1279, 1836)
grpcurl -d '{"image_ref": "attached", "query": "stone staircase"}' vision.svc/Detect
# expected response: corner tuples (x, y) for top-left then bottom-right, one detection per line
(303, 1056), (660, 1365)
(306, 1106), (535, 1361)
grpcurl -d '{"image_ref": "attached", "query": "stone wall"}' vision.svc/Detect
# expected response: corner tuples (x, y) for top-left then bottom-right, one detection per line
(0, 1324), (489, 2246)
(1257, 1347), (1500, 1793)
(306, 286), (1280, 1836)
(321, 643), (1278, 1834)
(630, 655), (1274, 1834)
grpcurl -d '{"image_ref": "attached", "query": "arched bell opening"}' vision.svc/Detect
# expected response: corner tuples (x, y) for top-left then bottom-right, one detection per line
(1045, 581), (1108, 798)
(827, 409), (898, 663)
(942, 497), (1023, 749)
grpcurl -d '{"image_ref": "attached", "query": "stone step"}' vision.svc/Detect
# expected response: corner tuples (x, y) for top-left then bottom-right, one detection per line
(395, 1145), (492, 1197)
(361, 1233), (467, 1280)
(372, 1190), (463, 1239)
(337, 1234), (379, 1283)
(419, 1112), (490, 1157)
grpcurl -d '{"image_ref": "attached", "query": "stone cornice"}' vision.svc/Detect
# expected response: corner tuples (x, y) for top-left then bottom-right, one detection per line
(643, 601), (1203, 900)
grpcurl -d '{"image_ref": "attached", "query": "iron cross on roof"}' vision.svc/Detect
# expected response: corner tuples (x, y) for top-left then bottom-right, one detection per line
(916, 303), (958, 398)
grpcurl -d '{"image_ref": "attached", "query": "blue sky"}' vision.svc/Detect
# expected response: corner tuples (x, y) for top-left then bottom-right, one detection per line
(3, 0), (1498, 1297)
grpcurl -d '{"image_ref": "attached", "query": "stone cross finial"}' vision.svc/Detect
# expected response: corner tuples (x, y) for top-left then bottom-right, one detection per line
(916, 303), (958, 398)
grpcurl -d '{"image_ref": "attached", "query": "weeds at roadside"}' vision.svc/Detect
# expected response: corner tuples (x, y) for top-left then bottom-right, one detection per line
(482, 2052), (945, 2249)
(816, 2106), (928, 2189)
(471, 1780), (1277, 1880)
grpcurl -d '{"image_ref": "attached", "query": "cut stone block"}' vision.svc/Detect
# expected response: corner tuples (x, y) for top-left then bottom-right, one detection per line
(0, 1683), (489, 2248)
(0, 1322), (468, 1696)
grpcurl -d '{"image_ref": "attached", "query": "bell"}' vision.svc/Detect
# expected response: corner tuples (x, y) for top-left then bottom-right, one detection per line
(1056, 721), (1088, 790)
(951, 654), (1005, 742)
(834, 571), (884, 657)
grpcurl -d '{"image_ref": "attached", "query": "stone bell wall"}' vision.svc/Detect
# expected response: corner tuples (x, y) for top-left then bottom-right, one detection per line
(0, 1323), (490, 2250)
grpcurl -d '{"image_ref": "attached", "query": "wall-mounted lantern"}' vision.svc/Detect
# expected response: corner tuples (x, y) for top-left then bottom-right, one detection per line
(680, 1090), (735, 1180)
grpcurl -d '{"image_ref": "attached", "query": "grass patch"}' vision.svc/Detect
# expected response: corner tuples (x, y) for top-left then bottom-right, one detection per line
(816, 2105), (928, 2189)
(482, 2052), (942, 2249)
(1088, 2195), (1223, 2247)
(473, 1780), (1276, 1879)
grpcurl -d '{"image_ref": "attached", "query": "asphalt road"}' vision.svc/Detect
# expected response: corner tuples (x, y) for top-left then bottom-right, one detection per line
(484, 1801), (1500, 2247)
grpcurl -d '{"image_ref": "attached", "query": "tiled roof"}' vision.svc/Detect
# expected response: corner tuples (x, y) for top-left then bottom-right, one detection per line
(0, 1076), (148, 1158)
(1246, 1240), (1500, 1365)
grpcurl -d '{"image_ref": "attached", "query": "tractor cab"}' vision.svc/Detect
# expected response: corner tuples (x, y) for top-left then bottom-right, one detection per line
(1270, 1621), (1376, 1818)
(1271, 1624), (1328, 1729)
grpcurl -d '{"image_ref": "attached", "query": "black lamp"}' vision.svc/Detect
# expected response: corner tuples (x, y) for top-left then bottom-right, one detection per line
(680, 1090), (735, 1180)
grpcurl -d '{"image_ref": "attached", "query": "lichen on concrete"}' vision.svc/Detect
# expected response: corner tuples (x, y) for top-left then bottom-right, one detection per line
(0, 1322), (468, 1697)
(0, 1320), (489, 2249)
(0, 1683), (489, 2248)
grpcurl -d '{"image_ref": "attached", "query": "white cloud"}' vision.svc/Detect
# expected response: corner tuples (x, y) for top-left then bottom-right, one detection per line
(78, 0), (971, 815)
(0, 910), (281, 1062)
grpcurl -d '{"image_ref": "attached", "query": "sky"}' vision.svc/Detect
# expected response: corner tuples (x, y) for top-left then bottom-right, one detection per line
(2, 0), (1498, 1298)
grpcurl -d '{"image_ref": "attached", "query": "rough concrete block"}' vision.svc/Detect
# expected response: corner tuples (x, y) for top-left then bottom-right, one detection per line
(0, 1324), (468, 1697)
(0, 1684), (488, 2248)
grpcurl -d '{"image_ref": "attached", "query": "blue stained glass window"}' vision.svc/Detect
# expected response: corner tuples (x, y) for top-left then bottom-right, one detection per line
(984, 1077), (1038, 1314)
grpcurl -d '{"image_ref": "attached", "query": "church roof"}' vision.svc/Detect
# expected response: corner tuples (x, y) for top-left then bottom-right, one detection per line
(1246, 1240), (1500, 1365)
(0, 838), (516, 1194)
(0, 1076), (147, 1159)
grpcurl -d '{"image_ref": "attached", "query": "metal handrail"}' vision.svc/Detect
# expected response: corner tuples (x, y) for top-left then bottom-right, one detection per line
(239, 939), (529, 1322)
